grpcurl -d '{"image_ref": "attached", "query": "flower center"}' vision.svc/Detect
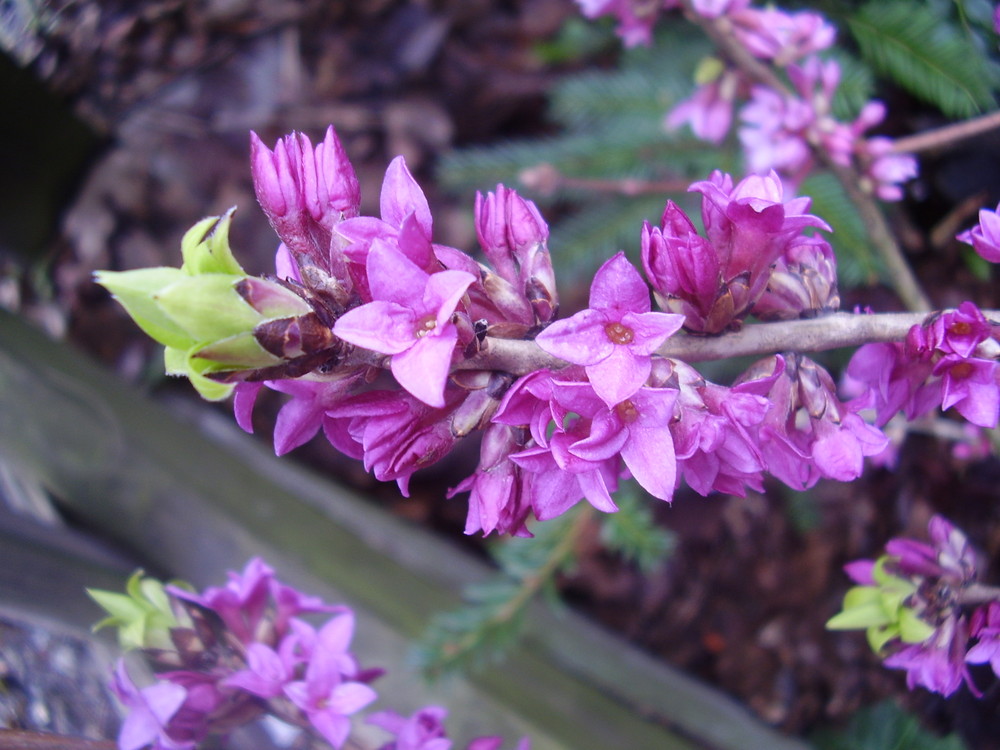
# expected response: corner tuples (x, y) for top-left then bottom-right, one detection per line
(615, 399), (639, 424)
(949, 361), (974, 380)
(605, 321), (634, 345)
(415, 314), (437, 338)
(949, 321), (973, 336)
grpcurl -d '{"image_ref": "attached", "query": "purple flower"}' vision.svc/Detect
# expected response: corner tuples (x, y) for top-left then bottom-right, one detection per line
(645, 170), (829, 332)
(327, 389), (466, 496)
(112, 660), (189, 750)
(730, 7), (835, 64)
(535, 252), (683, 405)
(223, 642), (295, 699)
(934, 354), (999, 428)
(368, 705), (452, 750)
(169, 558), (274, 643)
(245, 374), (363, 456)
(336, 156), (436, 275)
(575, 0), (664, 47)
(250, 127), (360, 274)
(967, 602), (1000, 679)
(927, 302), (993, 358)
(475, 185), (557, 324)
(957, 201), (1000, 263)
(642, 201), (728, 333)
(741, 355), (887, 489)
(450, 423), (533, 537)
(495, 370), (622, 519)
(666, 68), (742, 144)
(333, 239), (475, 407)
(284, 658), (377, 749)
(691, 171), (830, 291)
(663, 359), (768, 497)
(282, 612), (375, 749)
(859, 137), (917, 202)
(553, 380), (680, 501)
(883, 616), (975, 697)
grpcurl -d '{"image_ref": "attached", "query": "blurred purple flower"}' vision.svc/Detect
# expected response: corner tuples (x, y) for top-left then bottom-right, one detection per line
(112, 661), (189, 750)
(958, 201), (1000, 262)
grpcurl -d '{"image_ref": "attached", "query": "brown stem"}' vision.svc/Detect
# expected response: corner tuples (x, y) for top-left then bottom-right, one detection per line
(459, 310), (1000, 376)
(680, 1), (931, 312)
(892, 110), (1000, 155)
(519, 163), (692, 198)
(958, 583), (1000, 606)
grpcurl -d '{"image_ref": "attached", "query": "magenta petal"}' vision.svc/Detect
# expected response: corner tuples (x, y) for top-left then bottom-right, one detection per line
(586, 347), (650, 405)
(318, 612), (355, 653)
(589, 251), (650, 314)
(570, 409), (628, 461)
(620, 424), (676, 501)
(329, 682), (378, 714)
(308, 711), (351, 750)
(622, 310), (685, 355)
(367, 239), (429, 306)
(233, 382), (263, 434)
(535, 308), (613, 365)
(380, 156), (433, 235)
(397, 211), (434, 268)
(577, 469), (619, 512)
(530, 468), (583, 520)
(424, 269), (476, 327)
(391, 329), (458, 407)
(273, 397), (323, 455)
(334, 300), (415, 354)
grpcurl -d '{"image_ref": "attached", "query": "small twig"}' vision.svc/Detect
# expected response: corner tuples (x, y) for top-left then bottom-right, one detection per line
(892, 110), (1000, 155)
(519, 163), (691, 198)
(958, 583), (1000, 606)
(460, 310), (1000, 376)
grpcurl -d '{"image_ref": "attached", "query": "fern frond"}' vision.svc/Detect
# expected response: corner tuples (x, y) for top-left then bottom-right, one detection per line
(847, 2), (998, 118)
(414, 507), (590, 679)
(599, 484), (676, 573)
(826, 50), (875, 121)
(549, 193), (677, 285)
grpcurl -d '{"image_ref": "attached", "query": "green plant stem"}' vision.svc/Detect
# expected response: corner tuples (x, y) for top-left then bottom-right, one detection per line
(461, 309), (1000, 376)
(440, 506), (594, 664)
(680, 0), (932, 312)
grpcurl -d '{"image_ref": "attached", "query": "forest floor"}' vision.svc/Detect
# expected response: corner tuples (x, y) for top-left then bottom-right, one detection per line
(4, 1), (1000, 748)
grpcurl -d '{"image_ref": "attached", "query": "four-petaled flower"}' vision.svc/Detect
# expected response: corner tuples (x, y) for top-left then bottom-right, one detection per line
(334, 239), (475, 407)
(535, 252), (684, 405)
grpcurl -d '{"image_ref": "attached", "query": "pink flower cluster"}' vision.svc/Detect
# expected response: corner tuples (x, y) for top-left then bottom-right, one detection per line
(108, 559), (529, 750)
(845, 302), (1000, 430)
(104, 124), (1000, 547)
(840, 516), (1000, 697)
(228, 130), (941, 536)
(641, 170), (834, 333)
(580, 0), (917, 200)
(112, 559), (377, 750)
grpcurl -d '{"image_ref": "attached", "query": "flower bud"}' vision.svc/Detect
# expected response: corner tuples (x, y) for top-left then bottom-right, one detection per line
(250, 127), (360, 271)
